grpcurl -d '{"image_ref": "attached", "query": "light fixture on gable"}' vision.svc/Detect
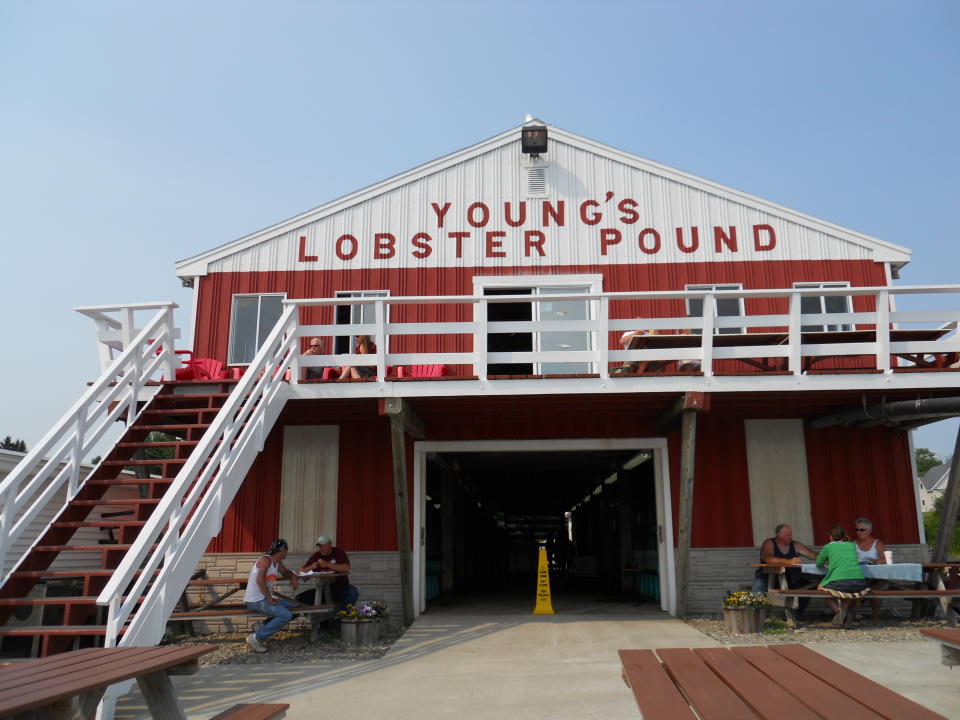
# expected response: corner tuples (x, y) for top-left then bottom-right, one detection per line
(522, 124), (548, 156)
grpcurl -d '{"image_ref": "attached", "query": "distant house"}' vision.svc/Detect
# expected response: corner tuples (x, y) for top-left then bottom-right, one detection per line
(920, 463), (951, 512)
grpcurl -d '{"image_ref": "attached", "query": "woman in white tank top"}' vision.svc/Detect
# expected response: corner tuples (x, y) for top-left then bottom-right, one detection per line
(853, 517), (889, 622)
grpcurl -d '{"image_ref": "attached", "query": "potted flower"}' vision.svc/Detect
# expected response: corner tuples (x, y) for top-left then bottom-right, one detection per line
(338, 600), (390, 644)
(721, 591), (768, 634)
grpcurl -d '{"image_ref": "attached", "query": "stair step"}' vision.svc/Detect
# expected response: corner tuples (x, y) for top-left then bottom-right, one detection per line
(0, 596), (102, 606)
(85, 478), (174, 486)
(33, 544), (157, 552)
(133, 424), (211, 432)
(115, 441), (199, 449)
(11, 569), (159, 579)
(100, 459), (185, 467)
(0, 626), (114, 636)
(68, 499), (160, 506)
(140, 408), (213, 416)
(51, 521), (145, 528)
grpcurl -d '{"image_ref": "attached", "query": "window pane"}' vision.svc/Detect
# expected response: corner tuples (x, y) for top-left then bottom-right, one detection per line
(538, 286), (589, 373)
(824, 295), (848, 314)
(230, 297), (260, 364)
(800, 295), (823, 333)
(256, 295), (284, 348)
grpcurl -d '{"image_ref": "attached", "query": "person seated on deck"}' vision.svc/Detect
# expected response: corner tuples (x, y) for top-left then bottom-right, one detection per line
(337, 334), (377, 380)
(295, 534), (359, 614)
(302, 337), (327, 379)
(852, 516), (889, 622)
(243, 538), (300, 653)
(612, 329), (649, 374)
(675, 327), (701, 371)
(817, 524), (869, 626)
(751, 523), (818, 622)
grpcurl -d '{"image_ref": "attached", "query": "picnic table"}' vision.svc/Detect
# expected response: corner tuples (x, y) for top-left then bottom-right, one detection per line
(752, 562), (960, 626)
(619, 644), (949, 719)
(0, 645), (216, 720)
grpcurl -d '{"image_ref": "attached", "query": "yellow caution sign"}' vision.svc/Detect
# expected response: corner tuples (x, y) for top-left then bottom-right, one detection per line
(532, 543), (555, 615)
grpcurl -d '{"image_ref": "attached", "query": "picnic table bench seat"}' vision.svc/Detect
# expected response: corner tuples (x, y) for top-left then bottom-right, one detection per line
(169, 603), (336, 642)
(209, 702), (290, 720)
(620, 644), (948, 719)
(767, 588), (960, 624)
(920, 627), (960, 668)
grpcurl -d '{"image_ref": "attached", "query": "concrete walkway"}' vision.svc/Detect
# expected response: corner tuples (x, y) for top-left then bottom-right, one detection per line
(115, 597), (960, 719)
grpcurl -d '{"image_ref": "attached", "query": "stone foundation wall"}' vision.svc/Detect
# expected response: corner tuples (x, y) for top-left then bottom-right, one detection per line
(684, 544), (930, 617)
(178, 551), (402, 635)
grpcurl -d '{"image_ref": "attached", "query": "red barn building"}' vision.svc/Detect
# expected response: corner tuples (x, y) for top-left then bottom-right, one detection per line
(4, 120), (959, 659)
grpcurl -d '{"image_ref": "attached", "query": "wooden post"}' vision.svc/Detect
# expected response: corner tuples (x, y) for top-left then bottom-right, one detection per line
(381, 398), (425, 626)
(675, 407), (698, 618)
(931, 423), (960, 564)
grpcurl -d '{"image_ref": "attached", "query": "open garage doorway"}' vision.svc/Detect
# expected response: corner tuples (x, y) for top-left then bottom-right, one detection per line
(412, 439), (674, 617)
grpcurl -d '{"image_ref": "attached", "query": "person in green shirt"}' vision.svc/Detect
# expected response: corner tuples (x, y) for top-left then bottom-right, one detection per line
(816, 524), (868, 626)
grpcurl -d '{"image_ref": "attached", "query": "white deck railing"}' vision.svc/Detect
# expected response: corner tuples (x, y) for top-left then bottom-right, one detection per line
(290, 285), (960, 379)
(98, 304), (299, 649)
(0, 305), (178, 585)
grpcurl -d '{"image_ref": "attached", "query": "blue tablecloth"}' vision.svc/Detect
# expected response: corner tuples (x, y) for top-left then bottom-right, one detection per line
(799, 563), (922, 582)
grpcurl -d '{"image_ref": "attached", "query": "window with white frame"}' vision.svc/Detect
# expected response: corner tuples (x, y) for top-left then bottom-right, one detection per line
(685, 284), (744, 334)
(228, 293), (285, 365)
(794, 282), (853, 332)
(334, 290), (389, 353)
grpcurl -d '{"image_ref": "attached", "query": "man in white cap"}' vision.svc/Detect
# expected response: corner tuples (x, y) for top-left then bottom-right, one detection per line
(296, 535), (359, 611)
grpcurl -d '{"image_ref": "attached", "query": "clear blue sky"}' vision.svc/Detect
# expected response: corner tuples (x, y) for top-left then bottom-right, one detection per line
(1, 0), (957, 459)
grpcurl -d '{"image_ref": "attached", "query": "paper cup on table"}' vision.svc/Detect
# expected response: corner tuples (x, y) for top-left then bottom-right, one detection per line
(884, 550), (893, 564)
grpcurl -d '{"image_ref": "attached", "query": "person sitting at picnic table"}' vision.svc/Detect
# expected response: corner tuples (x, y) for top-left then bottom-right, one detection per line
(853, 516), (889, 622)
(302, 337), (327, 379)
(337, 334), (377, 380)
(243, 538), (300, 653)
(751, 523), (818, 623)
(816, 524), (869, 626)
(612, 328), (649, 374)
(295, 535), (359, 613)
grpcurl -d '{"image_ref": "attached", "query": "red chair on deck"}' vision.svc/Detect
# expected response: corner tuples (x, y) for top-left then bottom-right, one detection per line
(397, 364), (449, 378)
(190, 357), (228, 380)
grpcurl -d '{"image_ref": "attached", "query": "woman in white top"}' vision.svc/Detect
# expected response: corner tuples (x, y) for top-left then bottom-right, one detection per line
(853, 517), (889, 622)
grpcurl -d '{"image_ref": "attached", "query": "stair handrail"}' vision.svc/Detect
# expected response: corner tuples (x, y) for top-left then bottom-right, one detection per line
(0, 305), (178, 586)
(97, 304), (300, 648)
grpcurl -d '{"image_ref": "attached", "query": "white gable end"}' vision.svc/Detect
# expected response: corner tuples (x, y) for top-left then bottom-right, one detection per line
(177, 124), (910, 277)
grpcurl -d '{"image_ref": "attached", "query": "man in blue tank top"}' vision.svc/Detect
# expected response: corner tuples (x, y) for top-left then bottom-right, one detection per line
(752, 524), (818, 622)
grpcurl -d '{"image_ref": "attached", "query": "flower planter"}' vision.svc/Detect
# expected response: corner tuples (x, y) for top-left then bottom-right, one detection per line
(723, 607), (764, 634)
(340, 618), (382, 645)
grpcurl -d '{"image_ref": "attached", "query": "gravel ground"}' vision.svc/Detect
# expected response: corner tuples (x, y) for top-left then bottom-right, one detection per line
(170, 622), (406, 665)
(685, 612), (953, 645)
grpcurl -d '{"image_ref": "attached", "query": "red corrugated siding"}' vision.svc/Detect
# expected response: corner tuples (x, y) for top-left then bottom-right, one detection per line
(191, 259), (888, 361)
(805, 425), (919, 543)
(206, 427), (283, 553)
(665, 416), (754, 548)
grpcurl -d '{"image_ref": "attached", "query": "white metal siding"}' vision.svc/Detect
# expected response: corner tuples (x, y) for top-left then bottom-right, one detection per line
(744, 419), (814, 547)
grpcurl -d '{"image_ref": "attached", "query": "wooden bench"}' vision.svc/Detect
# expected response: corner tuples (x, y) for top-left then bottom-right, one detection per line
(169, 603), (336, 643)
(619, 644), (948, 719)
(209, 702), (290, 720)
(920, 627), (960, 668)
(767, 588), (960, 624)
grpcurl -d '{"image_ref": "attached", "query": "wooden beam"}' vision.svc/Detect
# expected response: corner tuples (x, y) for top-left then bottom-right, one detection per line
(931, 423), (960, 564)
(655, 392), (710, 435)
(675, 408), (698, 618)
(382, 398), (421, 625)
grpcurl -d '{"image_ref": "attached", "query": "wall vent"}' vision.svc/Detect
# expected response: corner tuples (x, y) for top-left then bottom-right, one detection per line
(526, 166), (548, 197)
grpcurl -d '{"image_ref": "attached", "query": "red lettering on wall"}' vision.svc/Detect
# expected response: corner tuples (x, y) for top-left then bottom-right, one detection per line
(468, 202), (490, 228)
(485, 230), (506, 258)
(638, 228), (661, 254)
(335, 234), (358, 261)
(753, 224), (776, 251)
(374, 233), (396, 259)
(411, 232), (432, 259)
(524, 230), (546, 257)
(676, 227), (699, 253)
(580, 200), (601, 225)
(599, 228), (622, 255)
(448, 231), (470, 259)
(298, 235), (317, 262)
(542, 200), (565, 226)
(713, 226), (737, 253)
(431, 202), (452, 227)
(617, 198), (639, 224)
(504, 201), (527, 228)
